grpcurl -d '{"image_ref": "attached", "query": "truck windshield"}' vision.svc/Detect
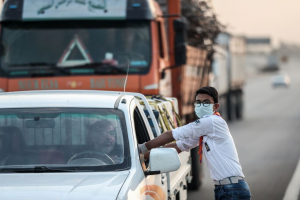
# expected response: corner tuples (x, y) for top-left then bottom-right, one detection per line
(0, 20), (151, 77)
(0, 108), (130, 172)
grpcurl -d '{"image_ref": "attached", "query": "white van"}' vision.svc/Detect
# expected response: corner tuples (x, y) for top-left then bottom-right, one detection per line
(0, 90), (191, 200)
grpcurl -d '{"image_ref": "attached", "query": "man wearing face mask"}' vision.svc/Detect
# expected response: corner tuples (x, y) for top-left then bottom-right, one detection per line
(139, 87), (251, 200)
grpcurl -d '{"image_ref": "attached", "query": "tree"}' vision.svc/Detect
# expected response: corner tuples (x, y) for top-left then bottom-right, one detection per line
(181, 0), (225, 51)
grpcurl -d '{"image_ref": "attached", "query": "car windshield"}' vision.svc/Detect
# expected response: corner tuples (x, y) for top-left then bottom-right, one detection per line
(0, 20), (151, 77)
(0, 108), (130, 172)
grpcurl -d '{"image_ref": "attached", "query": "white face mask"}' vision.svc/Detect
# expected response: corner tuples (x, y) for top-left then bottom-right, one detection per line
(194, 104), (214, 118)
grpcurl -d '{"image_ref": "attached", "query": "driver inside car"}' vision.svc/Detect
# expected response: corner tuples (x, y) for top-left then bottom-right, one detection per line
(88, 120), (123, 164)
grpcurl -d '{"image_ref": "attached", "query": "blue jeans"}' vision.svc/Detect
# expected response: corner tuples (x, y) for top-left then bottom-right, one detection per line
(214, 180), (251, 200)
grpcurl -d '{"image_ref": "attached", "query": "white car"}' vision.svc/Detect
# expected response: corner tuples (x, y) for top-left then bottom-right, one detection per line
(272, 72), (290, 87)
(0, 90), (191, 200)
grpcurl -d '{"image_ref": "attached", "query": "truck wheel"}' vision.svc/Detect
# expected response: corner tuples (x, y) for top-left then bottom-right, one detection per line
(226, 93), (234, 122)
(219, 95), (227, 121)
(187, 147), (203, 190)
(236, 91), (244, 119)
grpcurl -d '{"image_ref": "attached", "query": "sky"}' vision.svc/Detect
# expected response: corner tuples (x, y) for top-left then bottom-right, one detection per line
(211, 0), (300, 47)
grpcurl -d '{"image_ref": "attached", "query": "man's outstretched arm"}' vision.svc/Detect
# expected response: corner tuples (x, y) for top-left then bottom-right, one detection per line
(140, 128), (199, 160)
(143, 142), (182, 160)
(145, 130), (174, 150)
(138, 130), (173, 155)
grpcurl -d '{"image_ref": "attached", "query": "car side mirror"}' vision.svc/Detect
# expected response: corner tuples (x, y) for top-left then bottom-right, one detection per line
(145, 148), (181, 176)
(173, 19), (187, 66)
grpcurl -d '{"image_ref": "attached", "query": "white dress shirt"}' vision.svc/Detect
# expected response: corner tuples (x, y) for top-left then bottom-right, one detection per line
(172, 114), (245, 181)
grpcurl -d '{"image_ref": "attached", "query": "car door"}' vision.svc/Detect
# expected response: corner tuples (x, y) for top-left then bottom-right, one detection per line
(133, 105), (168, 200)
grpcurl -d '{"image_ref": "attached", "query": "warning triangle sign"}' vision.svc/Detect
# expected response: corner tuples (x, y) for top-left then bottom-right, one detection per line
(67, 45), (85, 61)
(57, 34), (93, 67)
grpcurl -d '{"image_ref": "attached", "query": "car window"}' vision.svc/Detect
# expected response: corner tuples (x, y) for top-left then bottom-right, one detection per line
(133, 107), (152, 169)
(134, 107), (150, 144)
(0, 108), (130, 171)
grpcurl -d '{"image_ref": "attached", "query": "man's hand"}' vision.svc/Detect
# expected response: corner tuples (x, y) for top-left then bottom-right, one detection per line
(138, 143), (149, 154)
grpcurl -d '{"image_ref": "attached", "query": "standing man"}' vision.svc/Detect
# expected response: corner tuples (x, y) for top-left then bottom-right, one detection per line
(139, 87), (251, 200)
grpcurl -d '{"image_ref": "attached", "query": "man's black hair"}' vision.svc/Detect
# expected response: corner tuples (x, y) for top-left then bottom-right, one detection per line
(195, 87), (218, 103)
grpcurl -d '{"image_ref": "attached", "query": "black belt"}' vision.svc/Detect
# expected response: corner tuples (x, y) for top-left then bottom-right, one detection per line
(214, 176), (244, 185)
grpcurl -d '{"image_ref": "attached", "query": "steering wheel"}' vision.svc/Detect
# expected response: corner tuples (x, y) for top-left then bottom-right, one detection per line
(67, 151), (115, 165)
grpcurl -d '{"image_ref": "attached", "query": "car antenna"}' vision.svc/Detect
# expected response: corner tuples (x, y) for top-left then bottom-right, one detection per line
(124, 59), (130, 92)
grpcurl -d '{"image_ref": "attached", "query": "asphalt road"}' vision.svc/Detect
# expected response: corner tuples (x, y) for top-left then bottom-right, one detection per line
(188, 58), (300, 200)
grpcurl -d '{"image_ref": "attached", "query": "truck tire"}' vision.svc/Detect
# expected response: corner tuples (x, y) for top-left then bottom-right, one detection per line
(236, 91), (244, 119)
(187, 147), (203, 190)
(226, 94), (231, 121)
(219, 95), (227, 121)
(227, 91), (238, 122)
(226, 93), (233, 121)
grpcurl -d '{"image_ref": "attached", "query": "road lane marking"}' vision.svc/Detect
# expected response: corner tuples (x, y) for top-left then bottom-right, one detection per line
(283, 158), (300, 200)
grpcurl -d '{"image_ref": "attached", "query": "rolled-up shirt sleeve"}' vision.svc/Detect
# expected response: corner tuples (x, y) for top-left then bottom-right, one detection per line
(176, 137), (199, 152)
(172, 123), (194, 141)
(172, 116), (212, 141)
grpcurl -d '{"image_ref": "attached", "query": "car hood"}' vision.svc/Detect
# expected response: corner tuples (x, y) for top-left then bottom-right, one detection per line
(0, 171), (129, 200)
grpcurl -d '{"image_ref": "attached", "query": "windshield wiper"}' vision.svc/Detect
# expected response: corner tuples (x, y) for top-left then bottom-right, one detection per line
(7, 62), (127, 75)
(0, 166), (93, 173)
(7, 63), (71, 75)
(33, 166), (84, 172)
(9, 63), (56, 67)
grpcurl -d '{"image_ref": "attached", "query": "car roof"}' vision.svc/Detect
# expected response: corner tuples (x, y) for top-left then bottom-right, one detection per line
(0, 90), (134, 109)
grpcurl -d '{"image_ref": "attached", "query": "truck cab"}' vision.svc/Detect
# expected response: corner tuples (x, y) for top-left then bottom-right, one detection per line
(0, 0), (171, 94)
(0, 90), (190, 199)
